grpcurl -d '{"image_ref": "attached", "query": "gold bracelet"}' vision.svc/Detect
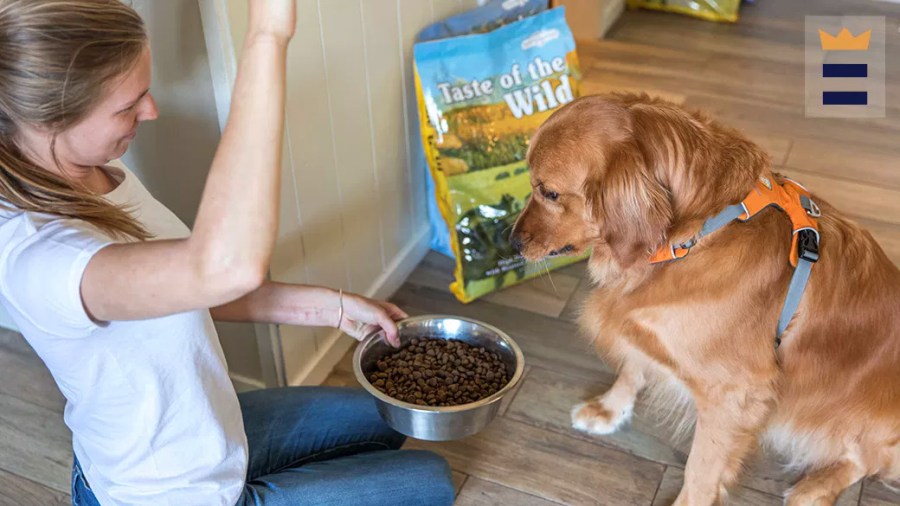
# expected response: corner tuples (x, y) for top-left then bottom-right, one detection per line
(337, 289), (344, 329)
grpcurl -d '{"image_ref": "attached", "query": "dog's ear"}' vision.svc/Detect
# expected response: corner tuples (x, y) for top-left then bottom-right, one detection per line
(585, 141), (673, 268)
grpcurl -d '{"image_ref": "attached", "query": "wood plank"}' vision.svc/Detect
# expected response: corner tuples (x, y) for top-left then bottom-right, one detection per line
(452, 470), (468, 496)
(580, 80), (687, 106)
(699, 53), (804, 108)
(498, 365), (530, 416)
(780, 168), (900, 228)
(652, 465), (864, 506)
(507, 365), (688, 465)
(652, 467), (782, 506)
(457, 477), (563, 506)
(398, 0), (434, 234)
(269, 138), (309, 286)
(0, 468), (69, 506)
(786, 137), (900, 190)
(405, 252), (582, 318)
(431, 0), (464, 20)
(553, 259), (588, 278)
(285, 0), (348, 290)
(680, 92), (900, 154)
(278, 326), (320, 386)
(860, 479), (900, 506)
(360, 0), (415, 263)
(0, 392), (72, 494)
(318, 0), (385, 292)
(286, 0), (352, 353)
(391, 282), (615, 378)
(284, 0), (349, 360)
(609, 10), (807, 65)
(405, 416), (665, 505)
(0, 330), (64, 413)
(505, 366), (868, 500)
(484, 272), (582, 318)
(839, 482), (864, 506)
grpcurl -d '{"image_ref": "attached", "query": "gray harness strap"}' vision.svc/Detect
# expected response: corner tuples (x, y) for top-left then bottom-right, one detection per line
(668, 201), (820, 348)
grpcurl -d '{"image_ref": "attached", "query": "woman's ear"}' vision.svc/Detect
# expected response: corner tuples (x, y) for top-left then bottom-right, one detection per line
(593, 141), (673, 268)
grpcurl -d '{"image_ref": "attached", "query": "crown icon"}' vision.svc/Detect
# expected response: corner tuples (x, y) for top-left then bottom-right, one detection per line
(819, 28), (871, 51)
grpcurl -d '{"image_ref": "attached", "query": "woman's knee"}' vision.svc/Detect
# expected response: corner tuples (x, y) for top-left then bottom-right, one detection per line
(399, 450), (455, 505)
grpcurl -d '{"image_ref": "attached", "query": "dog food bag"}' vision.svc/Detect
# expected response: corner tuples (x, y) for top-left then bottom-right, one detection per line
(414, 7), (586, 303)
(627, 0), (741, 23)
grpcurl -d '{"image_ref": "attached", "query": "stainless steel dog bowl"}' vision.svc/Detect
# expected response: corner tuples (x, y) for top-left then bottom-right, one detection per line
(353, 315), (525, 441)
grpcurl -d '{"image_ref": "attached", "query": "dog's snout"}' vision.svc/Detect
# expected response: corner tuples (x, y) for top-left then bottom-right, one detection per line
(510, 232), (526, 253)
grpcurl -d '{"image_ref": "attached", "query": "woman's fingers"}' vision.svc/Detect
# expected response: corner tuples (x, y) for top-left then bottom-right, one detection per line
(341, 317), (398, 348)
(378, 301), (408, 321)
(339, 294), (402, 348)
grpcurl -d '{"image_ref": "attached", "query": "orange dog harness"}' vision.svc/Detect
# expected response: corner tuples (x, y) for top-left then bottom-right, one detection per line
(650, 171), (821, 347)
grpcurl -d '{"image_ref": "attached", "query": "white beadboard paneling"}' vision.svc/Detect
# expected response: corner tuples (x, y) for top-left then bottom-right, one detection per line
(224, 0), (248, 58)
(360, 0), (412, 264)
(206, 0), (473, 385)
(269, 139), (308, 285)
(285, 0), (352, 352)
(289, 224), (432, 385)
(398, 0), (434, 235)
(431, 0), (463, 19)
(286, 0), (348, 290)
(318, 0), (384, 293)
(278, 325), (319, 383)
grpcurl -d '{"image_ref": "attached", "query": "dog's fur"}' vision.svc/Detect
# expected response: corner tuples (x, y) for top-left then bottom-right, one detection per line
(511, 93), (900, 506)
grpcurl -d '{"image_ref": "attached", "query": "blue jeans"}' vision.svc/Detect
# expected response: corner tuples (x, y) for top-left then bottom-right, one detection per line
(72, 387), (455, 506)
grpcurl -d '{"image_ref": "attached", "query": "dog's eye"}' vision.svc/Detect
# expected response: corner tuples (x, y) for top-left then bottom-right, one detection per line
(539, 184), (559, 201)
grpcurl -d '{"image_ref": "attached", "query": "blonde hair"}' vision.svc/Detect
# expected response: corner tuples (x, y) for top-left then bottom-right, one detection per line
(0, 0), (151, 240)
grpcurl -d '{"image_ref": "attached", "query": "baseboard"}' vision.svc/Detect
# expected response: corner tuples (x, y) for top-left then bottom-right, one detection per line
(230, 372), (266, 393)
(602, 0), (625, 37)
(287, 225), (432, 386)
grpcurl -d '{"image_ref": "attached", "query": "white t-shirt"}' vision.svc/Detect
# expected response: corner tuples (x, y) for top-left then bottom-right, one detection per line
(0, 160), (248, 506)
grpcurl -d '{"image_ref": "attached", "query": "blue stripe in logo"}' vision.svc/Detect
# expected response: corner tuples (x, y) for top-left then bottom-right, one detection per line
(822, 91), (868, 105)
(822, 63), (867, 78)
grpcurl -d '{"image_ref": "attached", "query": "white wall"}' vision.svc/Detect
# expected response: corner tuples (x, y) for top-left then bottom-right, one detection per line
(125, 0), (263, 386)
(204, 0), (481, 385)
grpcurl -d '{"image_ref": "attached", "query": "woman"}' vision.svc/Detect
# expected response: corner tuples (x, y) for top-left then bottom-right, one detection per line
(0, 1), (455, 505)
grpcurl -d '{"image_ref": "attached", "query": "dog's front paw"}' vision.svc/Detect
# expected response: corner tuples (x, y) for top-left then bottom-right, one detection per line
(570, 397), (633, 435)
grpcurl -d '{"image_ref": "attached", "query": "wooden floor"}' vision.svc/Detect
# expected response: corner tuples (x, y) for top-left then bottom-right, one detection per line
(2, 2), (899, 505)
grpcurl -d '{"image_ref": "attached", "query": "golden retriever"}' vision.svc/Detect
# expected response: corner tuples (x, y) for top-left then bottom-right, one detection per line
(510, 93), (900, 506)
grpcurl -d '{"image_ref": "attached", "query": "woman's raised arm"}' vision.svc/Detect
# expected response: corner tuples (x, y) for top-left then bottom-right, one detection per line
(81, 0), (295, 322)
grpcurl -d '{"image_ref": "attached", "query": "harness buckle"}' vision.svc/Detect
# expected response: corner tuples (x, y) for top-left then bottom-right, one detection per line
(800, 195), (821, 217)
(669, 237), (697, 259)
(797, 229), (820, 263)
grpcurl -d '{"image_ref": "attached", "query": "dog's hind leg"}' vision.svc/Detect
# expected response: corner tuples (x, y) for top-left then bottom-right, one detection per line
(571, 358), (646, 435)
(784, 459), (865, 506)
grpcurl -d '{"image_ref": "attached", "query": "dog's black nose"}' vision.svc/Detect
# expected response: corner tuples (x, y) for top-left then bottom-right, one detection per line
(510, 233), (525, 253)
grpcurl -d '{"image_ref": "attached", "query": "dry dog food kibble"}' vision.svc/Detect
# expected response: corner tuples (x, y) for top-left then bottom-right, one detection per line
(367, 338), (510, 407)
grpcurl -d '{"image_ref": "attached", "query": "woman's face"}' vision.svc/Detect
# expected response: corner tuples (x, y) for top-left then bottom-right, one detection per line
(56, 45), (158, 165)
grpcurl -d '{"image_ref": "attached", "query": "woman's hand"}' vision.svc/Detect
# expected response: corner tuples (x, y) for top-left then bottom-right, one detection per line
(337, 292), (408, 348)
(248, 0), (296, 43)
(208, 283), (407, 347)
